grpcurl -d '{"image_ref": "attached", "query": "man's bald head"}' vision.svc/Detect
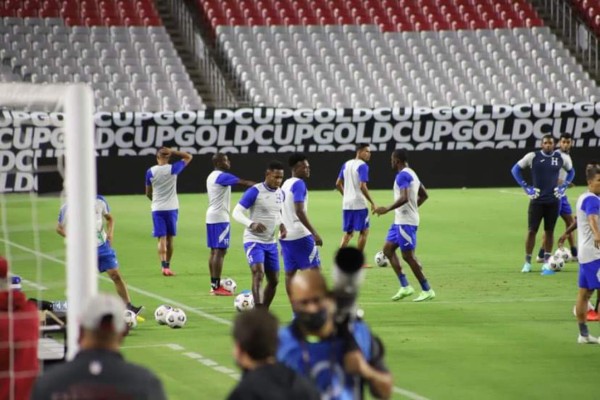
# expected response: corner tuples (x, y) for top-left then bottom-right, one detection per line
(290, 270), (327, 298)
(212, 152), (230, 170)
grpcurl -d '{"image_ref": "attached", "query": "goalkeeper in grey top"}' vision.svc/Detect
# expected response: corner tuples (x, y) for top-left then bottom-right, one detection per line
(511, 134), (574, 274)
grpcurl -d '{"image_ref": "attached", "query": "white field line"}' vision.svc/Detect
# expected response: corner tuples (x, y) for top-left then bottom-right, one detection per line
(121, 343), (241, 380)
(1, 237), (429, 400)
(21, 279), (48, 291)
(498, 189), (525, 196)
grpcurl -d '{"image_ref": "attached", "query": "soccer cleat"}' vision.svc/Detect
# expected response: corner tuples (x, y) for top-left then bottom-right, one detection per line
(587, 310), (599, 322)
(577, 334), (599, 344)
(391, 286), (415, 301)
(162, 268), (175, 276)
(535, 257), (544, 263)
(211, 286), (233, 296)
(127, 304), (144, 315)
(540, 264), (555, 275)
(413, 289), (435, 302)
(521, 262), (532, 273)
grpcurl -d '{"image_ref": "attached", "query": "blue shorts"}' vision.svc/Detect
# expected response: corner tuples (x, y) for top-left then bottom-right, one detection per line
(342, 209), (369, 233)
(98, 242), (118, 273)
(152, 210), (178, 237)
(386, 224), (418, 251)
(280, 236), (320, 273)
(579, 259), (600, 290)
(244, 242), (280, 272)
(559, 196), (572, 216)
(206, 223), (230, 249)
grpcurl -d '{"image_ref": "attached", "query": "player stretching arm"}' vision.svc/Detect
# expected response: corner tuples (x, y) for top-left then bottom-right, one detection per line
(206, 153), (255, 296)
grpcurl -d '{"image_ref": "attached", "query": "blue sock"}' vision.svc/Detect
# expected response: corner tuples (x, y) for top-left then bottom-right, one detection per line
(544, 253), (551, 262)
(398, 274), (409, 287)
(579, 322), (589, 337)
(525, 254), (532, 263)
(419, 280), (431, 291)
(161, 261), (170, 269)
(571, 247), (578, 257)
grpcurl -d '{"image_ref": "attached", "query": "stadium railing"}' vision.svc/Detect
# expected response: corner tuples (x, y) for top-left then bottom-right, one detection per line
(164, 0), (240, 107)
(538, 0), (600, 78)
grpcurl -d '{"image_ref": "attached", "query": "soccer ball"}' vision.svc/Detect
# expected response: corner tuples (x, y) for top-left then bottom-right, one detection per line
(123, 309), (137, 329)
(573, 301), (595, 316)
(234, 291), (254, 312)
(547, 255), (565, 271)
(374, 251), (389, 267)
(554, 247), (572, 263)
(221, 277), (237, 294)
(154, 304), (172, 325)
(165, 308), (187, 329)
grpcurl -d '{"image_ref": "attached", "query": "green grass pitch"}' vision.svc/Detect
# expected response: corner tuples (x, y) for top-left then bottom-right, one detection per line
(2, 187), (598, 399)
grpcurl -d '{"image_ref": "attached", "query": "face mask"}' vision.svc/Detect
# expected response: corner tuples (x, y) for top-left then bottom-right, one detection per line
(296, 308), (328, 333)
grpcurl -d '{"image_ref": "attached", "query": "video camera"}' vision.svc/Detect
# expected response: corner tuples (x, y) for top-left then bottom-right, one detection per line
(332, 247), (365, 329)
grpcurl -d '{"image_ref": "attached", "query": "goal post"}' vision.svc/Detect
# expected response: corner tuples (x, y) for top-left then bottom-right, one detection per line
(0, 83), (98, 360)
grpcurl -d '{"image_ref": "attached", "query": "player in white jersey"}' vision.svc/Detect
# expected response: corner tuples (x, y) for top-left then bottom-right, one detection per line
(335, 144), (377, 261)
(145, 147), (193, 276)
(374, 150), (434, 302)
(537, 133), (577, 262)
(57, 195), (143, 317)
(232, 161), (285, 309)
(280, 153), (322, 301)
(206, 153), (255, 296)
(573, 165), (600, 343)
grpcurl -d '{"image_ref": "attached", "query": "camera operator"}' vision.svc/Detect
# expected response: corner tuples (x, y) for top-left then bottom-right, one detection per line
(277, 263), (392, 399)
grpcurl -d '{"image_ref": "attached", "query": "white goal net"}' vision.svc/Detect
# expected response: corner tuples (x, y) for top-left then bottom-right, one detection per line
(0, 83), (97, 398)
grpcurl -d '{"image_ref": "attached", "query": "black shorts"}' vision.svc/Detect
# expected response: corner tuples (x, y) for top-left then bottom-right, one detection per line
(528, 200), (560, 232)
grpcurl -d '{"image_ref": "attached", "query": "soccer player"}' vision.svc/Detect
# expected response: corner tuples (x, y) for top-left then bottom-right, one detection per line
(511, 134), (574, 274)
(145, 147), (193, 276)
(537, 133), (577, 261)
(57, 196), (143, 316)
(206, 153), (255, 296)
(335, 143), (377, 259)
(232, 161), (286, 309)
(280, 153), (322, 301)
(373, 150), (434, 302)
(573, 165), (600, 344)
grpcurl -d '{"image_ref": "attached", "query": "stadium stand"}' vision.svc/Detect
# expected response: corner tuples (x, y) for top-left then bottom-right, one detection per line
(200, 0), (600, 107)
(0, 1), (205, 112)
(571, 0), (600, 36)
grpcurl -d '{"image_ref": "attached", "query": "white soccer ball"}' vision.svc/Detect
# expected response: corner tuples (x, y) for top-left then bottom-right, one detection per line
(124, 309), (137, 329)
(154, 304), (172, 325)
(554, 247), (572, 263)
(234, 291), (255, 312)
(573, 301), (595, 316)
(548, 255), (565, 271)
(221, 277), (237, 294)
(165, 308), (187, 329)
(374, 251), (389, 267)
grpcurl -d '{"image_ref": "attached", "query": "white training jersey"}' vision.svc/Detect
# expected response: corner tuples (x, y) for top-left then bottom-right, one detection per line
(576, 191), (600, 264)
(58, 196), (110, 247)
(281, 177), (311, 241)
(238, 183), (284, 244)
(338, 159), (369, 210)
(393, 167), (421, 226)
(206, 170), (240, 224)
(557, 150), (572, 182)
(145, 161), (186, 211)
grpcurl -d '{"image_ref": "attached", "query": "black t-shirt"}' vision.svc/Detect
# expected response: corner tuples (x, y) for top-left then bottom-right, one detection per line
(227, 362), (320, 400)
(31, 349), (166, 400)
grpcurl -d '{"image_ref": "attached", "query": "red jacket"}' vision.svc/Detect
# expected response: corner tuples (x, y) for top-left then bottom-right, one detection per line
(0, 290), (39, 400)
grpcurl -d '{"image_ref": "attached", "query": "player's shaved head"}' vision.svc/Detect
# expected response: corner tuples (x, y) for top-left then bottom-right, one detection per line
(586, 165), (600, 181)
(212, 152), (229, 168)
(157, 148), (170, 159)
(392, 149), (408, 163)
